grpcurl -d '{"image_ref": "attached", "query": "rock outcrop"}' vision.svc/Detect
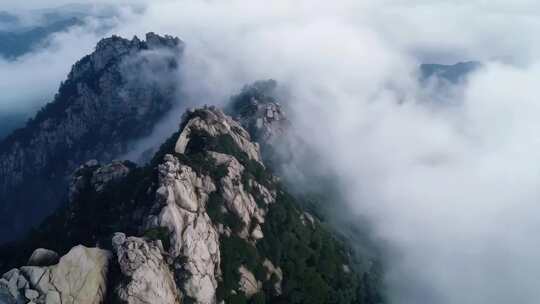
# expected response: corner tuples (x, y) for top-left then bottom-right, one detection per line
(209, 151), (274, 240)
(69, 160), (132, 201)
(146, 153), (220, 304)
(262, 259), (283, 295)
(0, 245), (110, 304)
(237, 266), (261, 297)
(142, 107), (279, 303)
(175, 108), (263, 164)
(0, 33), (184, 243)
(113, 233), (181, 304)
(27, 249), (59, 267)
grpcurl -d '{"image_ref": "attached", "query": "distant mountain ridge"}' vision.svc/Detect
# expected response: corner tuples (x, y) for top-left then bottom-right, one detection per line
(0, 17), (82, 58)
(0, 4), (119, 59)
(420, 61), (481, 84)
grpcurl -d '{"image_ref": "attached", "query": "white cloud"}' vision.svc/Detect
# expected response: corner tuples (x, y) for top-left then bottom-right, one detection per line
(113, 3), (540, 302)
(0, 23), (106, 113)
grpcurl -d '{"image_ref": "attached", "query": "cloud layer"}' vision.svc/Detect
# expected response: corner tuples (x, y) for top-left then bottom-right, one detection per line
(0, 27), (101, 113)
(4, 1), (540, 303)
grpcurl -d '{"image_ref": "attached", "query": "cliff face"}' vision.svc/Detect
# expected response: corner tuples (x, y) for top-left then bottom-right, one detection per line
(0, 33), (184, 242)
(0, 107), (382, 304)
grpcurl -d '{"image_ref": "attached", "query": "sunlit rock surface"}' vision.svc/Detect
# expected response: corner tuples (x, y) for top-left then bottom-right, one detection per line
(0, 246), (110, 304)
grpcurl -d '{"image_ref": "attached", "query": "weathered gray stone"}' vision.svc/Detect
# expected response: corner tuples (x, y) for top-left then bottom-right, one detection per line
(50, 245), (111, 304)
(300, 212), (316, 227)
(251, 225), (264, 240)
(209, 151), (273, 240)
(0, 246), (111, 304)
(45, 290), (61, 304)
(175, 108), (263, 164)
(15, 275), (27, 290)
(111, 232), (127, 250)
(1, 269), (18, 282)
(262, 259), (283, 295)
(27, 248), (59, 267)
(69, 161), (131, 201)
(114, 234), (181, 304)
(143, 108), (281, 303)
(238, 266), (261, 298)
(90, 160), (131, 192)
(0, 286), (15, 304)
(146, 154), (220, 304)
(24, 289), (39, 300)
(20, 267), (46, 292)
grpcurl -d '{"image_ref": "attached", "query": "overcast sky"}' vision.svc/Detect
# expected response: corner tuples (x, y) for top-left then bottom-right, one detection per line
(3, 1), (540, 303)
(2, 0), (140, 10)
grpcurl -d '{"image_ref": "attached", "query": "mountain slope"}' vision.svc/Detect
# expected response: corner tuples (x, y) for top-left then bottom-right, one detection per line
(0, 107), (383, 304)
(0, 113), (28, 141)
(0, 33), (184, 242)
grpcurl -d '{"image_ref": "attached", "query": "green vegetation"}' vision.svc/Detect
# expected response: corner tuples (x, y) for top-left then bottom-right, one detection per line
(0, 107), (383, 304)
(214, 186), (382, 304)
(0, 163), (158, 272)
(259, 190), (365, 304)
(206, 192), (245, 233)
(143, 227), (171, 251)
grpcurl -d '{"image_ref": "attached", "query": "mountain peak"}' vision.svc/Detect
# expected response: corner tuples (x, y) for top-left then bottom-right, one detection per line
(0, 32), (184, 243)
(71, 32), (183, 79)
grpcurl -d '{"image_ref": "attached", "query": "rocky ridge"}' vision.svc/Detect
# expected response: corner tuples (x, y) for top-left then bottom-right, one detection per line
(0, 33), (184, 242)
(113, 233), (181, 304)
(0, 106), (381, 304)
(142, 107), (279, 303)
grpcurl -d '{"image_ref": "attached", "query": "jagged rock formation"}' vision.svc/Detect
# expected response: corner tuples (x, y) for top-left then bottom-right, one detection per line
(0, 32), (184, 243)
(0, 245), (110, 304)
(175, 108), (263, 163)
(146, 153), (220, 304)
(113, 233), (181, 304)
(69, 160), (132, 201)
(0, 106), (383, 304)
(210, 150), (277, 242)
(140, 107), (279, 303)
(237, 265), (261, 297)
